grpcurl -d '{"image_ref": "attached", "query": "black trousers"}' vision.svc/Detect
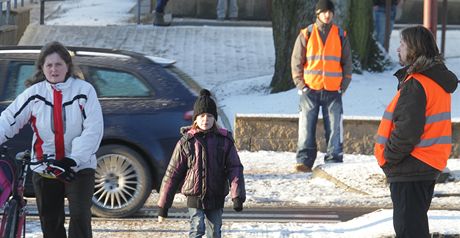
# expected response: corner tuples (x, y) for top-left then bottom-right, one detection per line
(33, 169), (95, 238)
(390, 180), (435, 238)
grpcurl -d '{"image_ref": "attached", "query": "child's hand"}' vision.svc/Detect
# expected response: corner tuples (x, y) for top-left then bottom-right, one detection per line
(158, 216), (165, 222)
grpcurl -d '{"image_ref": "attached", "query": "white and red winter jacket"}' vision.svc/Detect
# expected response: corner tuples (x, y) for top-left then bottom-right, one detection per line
(0, 77), (104, 172)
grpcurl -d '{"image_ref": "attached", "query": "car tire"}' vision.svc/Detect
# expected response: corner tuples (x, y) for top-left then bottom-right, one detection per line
(91, 145), (152, 218)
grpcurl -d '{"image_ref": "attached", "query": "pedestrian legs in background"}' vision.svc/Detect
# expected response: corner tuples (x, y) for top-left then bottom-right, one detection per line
(373, 4), (397, 47)
(216, 0), (238, 21)
(153, 0), (170, 26)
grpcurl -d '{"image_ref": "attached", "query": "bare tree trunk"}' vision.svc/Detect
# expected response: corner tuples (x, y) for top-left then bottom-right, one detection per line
(270, 0), (316, 93)
(347, 1), (389, 72)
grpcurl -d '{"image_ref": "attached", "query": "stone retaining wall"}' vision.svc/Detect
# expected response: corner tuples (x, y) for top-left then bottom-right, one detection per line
(0, 7), (30, 44)
(234, 114), (460, 158)
(152, 0), (272, 20)
(0, 25), (17, 45)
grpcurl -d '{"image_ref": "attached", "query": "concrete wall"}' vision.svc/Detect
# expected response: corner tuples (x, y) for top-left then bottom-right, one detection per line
(0, 25), (17, 45)
(152, 0), (272, 20)
(397, 0), (460, 25)
(0, 7), (30, 44)
(234, 114), (460, 158)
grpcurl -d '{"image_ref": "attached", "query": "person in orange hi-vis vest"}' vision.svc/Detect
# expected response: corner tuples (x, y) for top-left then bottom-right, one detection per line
(374, 26), (458, 237)
(291, 0), (352, 173)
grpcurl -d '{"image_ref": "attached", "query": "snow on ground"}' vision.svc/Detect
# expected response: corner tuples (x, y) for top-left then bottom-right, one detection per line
(45, 0), (137, 26)
(22, 152), (460, 237)
(23, 209), (460, 238)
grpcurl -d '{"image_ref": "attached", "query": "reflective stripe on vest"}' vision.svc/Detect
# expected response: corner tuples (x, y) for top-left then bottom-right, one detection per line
(374, 73), (452, 171)
(302, 24), (344, 91)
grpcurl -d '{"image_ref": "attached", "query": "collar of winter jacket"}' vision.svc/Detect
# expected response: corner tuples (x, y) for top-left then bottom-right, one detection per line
(46, 76), (74, 92)
(315, 18), (332, 33)
(180, 126), (229, 140)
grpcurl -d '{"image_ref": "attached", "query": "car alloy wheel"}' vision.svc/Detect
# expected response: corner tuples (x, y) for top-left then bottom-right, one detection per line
(91, 145), (152, 218)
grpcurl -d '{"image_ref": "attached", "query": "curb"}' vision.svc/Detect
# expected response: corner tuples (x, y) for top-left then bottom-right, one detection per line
(312, 166), (369, 195)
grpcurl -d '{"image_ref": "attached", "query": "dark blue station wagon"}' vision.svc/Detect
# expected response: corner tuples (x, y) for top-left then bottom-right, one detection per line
(0, 46), (197, 217)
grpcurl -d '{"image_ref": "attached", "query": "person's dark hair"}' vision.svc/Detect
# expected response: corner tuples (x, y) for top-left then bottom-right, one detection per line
(26, 41), (79, 87)
(400, 26), (442, 66)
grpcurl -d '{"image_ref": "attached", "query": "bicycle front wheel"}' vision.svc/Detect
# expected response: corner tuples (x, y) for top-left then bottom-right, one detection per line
(3, 199), (19, 238)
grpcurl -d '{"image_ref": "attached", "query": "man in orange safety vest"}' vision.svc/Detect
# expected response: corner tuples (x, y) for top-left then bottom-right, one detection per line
(291, 0), (352, 173)
(374, 26), (458, 237)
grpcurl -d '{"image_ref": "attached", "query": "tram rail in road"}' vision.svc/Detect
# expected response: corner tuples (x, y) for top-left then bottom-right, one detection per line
(133, 207), (379, 223)
(18, 206), (377, 223)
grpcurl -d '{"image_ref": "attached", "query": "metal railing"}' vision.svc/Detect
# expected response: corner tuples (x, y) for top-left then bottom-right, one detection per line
(3, 0), (146, 25)
(1, 0), (36, 25)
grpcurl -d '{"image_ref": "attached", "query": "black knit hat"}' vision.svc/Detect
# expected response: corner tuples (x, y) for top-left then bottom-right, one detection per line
(193, 89), (218, 121)
(315, 0), (335, 14)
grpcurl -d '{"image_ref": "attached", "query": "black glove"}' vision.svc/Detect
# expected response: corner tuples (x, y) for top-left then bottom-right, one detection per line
(158, 207), (168, 218)
(46, 157), (77, 183)
(232, 198), (243, 212)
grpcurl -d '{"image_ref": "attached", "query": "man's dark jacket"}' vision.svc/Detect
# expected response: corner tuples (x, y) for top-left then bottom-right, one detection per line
(383, 56), (458, 182)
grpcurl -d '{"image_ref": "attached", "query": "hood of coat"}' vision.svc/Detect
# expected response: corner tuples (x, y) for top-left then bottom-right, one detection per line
(394, 56), (458, 94)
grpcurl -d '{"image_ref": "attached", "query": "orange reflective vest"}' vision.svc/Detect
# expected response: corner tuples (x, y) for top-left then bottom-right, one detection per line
(302, 24), (345, 91)
(374, 73), (452, 171)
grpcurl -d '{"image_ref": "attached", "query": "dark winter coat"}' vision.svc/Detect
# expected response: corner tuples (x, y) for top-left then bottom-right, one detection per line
(382, 56), (458, 182)
(157, 126), (246, 217)
(373, 0), (398, 7)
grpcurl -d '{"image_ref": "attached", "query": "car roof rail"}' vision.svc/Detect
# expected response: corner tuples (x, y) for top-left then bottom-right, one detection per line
(0, 45), (176, 66)
(0, 45), (150, 63)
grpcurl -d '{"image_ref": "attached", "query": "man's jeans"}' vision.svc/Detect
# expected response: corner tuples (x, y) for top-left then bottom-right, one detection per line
(189, 208), (223, 238)
(296, 89), (343, 167)
(373, 5), (396, 46)
(216, 0), (238, 19)
(155, 0), (169, 13)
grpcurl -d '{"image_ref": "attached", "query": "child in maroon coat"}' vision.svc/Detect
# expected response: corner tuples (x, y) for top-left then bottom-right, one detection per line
(157, 89), (246, 238)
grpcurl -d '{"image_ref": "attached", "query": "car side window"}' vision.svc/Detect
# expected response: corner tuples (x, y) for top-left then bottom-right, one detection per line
(89, 68), (151, 97)
(4, 62), (35, 100)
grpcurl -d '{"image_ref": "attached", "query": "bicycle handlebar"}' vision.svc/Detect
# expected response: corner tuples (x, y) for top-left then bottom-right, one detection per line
(15, 150), (55, 166)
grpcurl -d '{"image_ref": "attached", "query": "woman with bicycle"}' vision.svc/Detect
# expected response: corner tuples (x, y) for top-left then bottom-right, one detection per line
(0, 41), (103, 238)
